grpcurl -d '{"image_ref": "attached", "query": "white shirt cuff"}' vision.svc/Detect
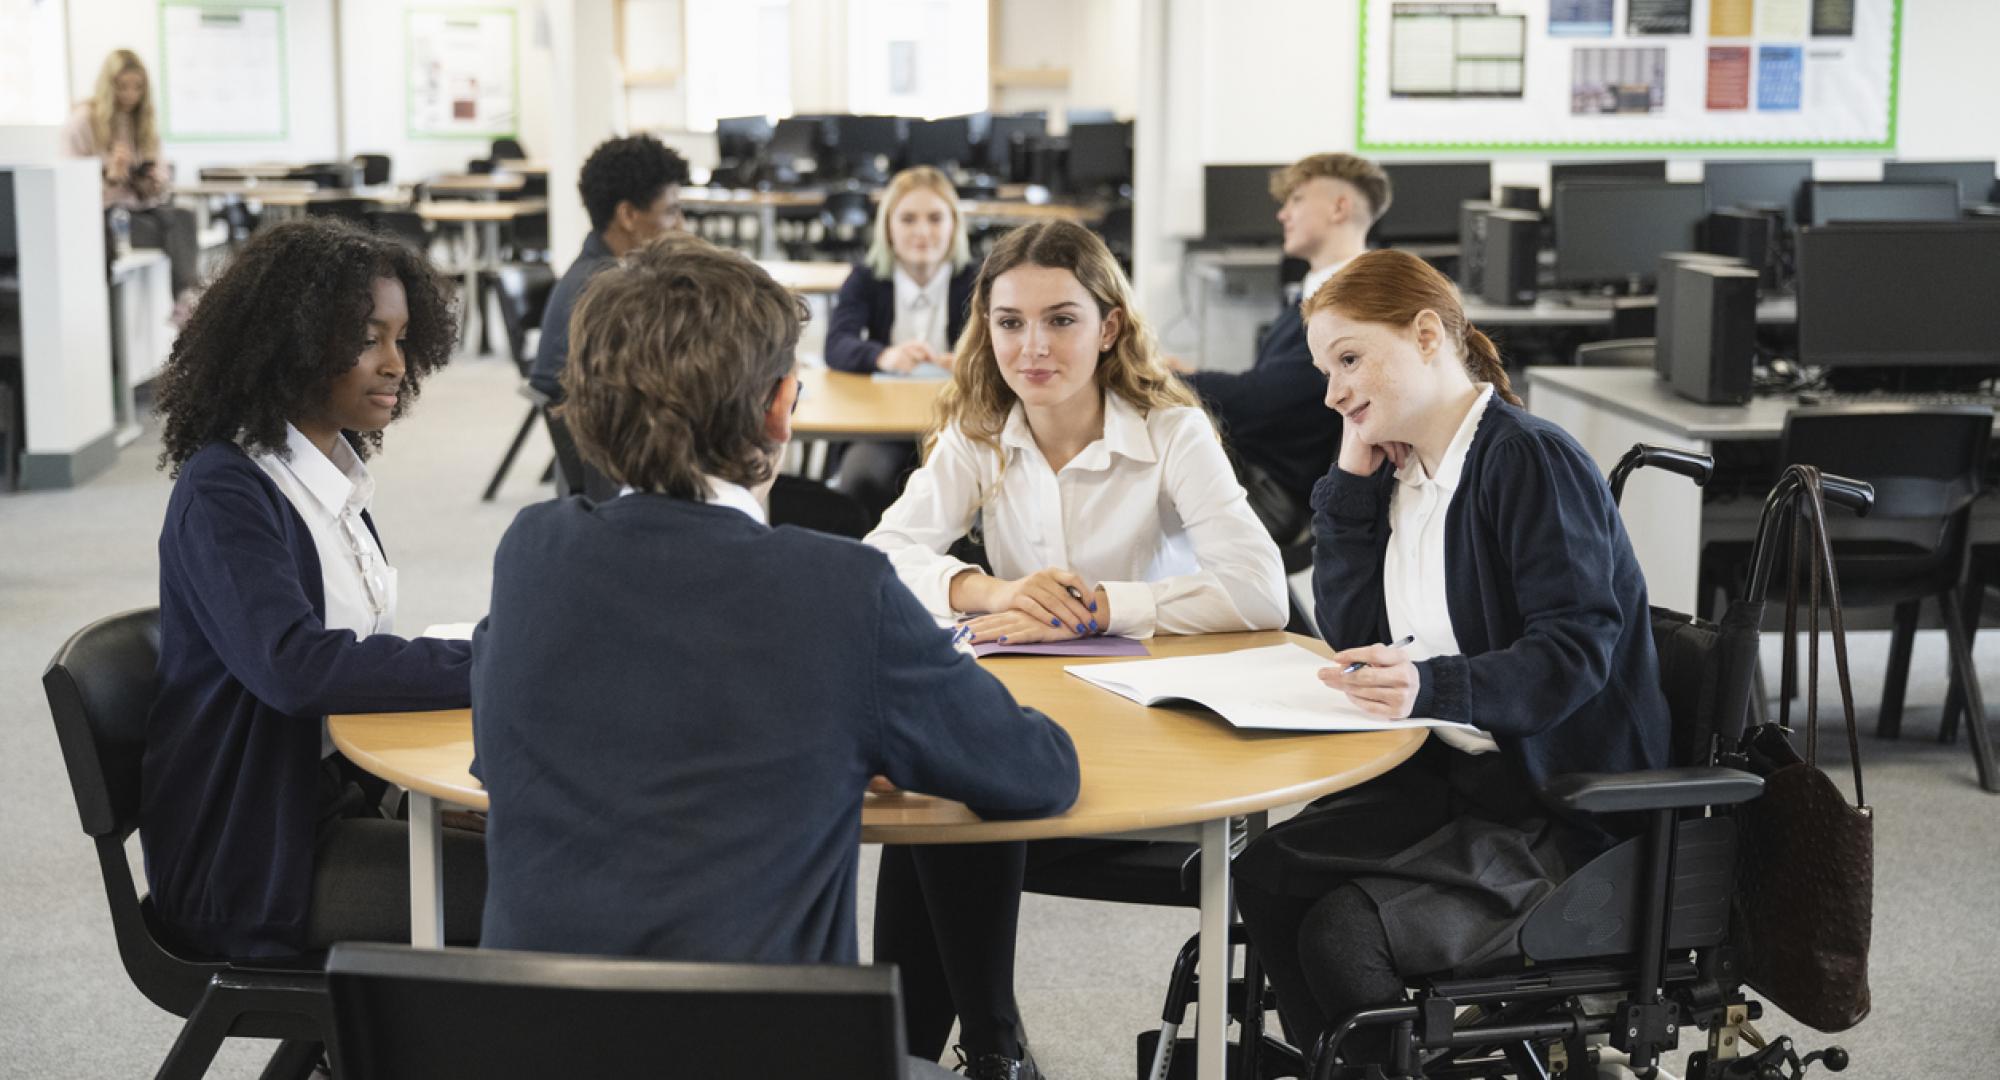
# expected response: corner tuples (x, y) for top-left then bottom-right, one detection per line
(1100, 580), (1158, 639)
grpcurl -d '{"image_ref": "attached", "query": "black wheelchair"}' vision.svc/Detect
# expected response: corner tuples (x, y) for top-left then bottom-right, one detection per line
(1142, 446), (1866, 1080)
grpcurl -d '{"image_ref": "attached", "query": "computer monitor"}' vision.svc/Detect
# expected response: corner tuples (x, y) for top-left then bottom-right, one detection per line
(1797, 222), (2000, 368)
(1552, 181), (1708, 288)
(1203, 164), (1285, 246)
(1704, 160), (1812, 224)
(1065, 121), (1132, 193)
(715, 116), (772, 162)
(1807, 180), (1961, 226)
(1550, 160), (1667, 187)
(831, 115), (904, 178)
(980, 113), (1047, 176)
(906, 116), (973, 170)
(766, 117), (823, 164)
(1372, 162), (1493, 243)
(1882, 160), (1998, 209)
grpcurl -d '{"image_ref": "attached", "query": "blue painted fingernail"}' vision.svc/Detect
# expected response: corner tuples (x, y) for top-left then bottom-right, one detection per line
(1050, 617), (1061, 627)
(1090, 620), (1099, 633)
(998, 636), (1007, 643)
(1089, 601), (1098, 612)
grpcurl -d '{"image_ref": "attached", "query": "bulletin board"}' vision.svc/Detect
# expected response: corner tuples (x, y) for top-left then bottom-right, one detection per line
(406, 7), (518, 139)
(156, 0), (288, 141)
(1355, 0), (1902, 153)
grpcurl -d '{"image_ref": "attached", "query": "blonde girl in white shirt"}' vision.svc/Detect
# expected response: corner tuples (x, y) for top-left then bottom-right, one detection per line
(864, 220), (1284, 1077)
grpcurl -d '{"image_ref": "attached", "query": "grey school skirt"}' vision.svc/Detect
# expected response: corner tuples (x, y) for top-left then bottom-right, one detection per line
(1233, 737), (1609, 977)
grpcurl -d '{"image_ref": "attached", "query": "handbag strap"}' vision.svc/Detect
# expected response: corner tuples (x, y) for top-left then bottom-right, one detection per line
(1796, 466), (1868, 807)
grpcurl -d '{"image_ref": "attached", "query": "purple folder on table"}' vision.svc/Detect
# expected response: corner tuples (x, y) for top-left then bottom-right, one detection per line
(973, 637), (1150, 659)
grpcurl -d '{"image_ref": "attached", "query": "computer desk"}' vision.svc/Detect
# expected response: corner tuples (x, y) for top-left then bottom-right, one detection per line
(1464, 294), (1798, 329)
(1526, 366), (2000, 617)
(791, 367), (942, 441)
(679, 187), (1110, 259)
(329, 629), (1424, 1080)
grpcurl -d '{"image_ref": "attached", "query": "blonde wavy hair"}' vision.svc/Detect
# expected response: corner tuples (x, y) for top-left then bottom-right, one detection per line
(932, 220), (1202, 458)
(864, 165), (972, 279)
(91, 50), (159, 158)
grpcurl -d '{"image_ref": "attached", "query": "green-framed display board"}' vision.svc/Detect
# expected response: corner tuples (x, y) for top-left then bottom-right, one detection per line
(406, 6), (519, 140)
(1356, 0), (1901, 153)
(158, 0), (288, 142)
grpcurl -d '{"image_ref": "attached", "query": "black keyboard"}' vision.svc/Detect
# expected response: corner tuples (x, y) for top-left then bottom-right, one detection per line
(1793, 390), (2000, 408)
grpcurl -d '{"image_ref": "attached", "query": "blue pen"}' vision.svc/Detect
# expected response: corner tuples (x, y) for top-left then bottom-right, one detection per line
(1341, 634), (1415, 674)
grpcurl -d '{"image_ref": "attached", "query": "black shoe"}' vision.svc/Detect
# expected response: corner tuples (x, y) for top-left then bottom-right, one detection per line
(952, 1044), (1044, 1080)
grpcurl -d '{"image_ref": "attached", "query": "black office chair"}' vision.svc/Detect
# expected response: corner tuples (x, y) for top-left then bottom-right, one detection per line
(1942, 542), (2000, 764)
(483, 263), (559, 501)
(288, 163), (356, 190)
(351, 154), (391, 187)
(505, 210), (550, 262)
(489, 137), (528, 162)
(816, 189), (874, 261)
(1574, 338), (1657, 368)
(42, 609), (333, 1080)
(326, 943), (908, 1080)
(1096, 203), (1134, 275)
(1289, 451), (1866, 1080)
(303, 199), (373, 225)
(365, 209), (433, 252)
(1705, 406), (1996, 792)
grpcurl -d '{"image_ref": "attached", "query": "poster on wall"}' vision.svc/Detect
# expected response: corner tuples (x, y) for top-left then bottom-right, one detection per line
(158, 1), (287, 140)
(1355, 0), (1901, 151)
(407, 8), (517, 138)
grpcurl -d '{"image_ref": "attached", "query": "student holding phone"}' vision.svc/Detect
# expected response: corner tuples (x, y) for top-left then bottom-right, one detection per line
(65, 50), (200, 315)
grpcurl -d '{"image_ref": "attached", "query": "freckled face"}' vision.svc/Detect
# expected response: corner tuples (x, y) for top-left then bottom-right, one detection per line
(986, 264), (1123, 411)
(1306, 308), (1427, 444)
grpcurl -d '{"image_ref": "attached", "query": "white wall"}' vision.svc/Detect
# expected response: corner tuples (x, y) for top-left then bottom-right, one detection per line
(67, 0), (339, 179)
(0, 0), (73, 126)
(341, 0), (555, 183)
(993, 0), (1138, 125)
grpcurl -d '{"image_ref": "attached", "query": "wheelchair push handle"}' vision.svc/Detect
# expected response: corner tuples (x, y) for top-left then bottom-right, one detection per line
(1609, 444), (1715, 506)
(1817, 475), (1874, 516)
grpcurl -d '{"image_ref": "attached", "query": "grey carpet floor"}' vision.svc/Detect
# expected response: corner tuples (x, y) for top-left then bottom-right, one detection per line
(3, 353), (1997, 1078)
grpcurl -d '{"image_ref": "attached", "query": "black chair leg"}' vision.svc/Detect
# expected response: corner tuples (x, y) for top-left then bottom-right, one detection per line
(1942, 582), (1985, 743)
(1878, 599), (1920, 739)
(155, 989), (237, 1080)
(1938, 589), (1998, 793)
(540, 457), (556, 484)
(257, 1040), (323, 1080)
(482, 406), (539, 502)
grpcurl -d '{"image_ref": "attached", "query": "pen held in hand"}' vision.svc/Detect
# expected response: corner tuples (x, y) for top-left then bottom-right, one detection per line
(1341, 634), (1416, 674)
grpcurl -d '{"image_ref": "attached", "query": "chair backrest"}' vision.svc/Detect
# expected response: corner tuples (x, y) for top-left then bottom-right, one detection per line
(44, 608), (161, 841)
(542, 412), (620, 501)
(366, 209), (431, 252)
(305, 199), (373, 224)
(1575, 338), (1657, 368)
(822, 189), (873, 230)
(493, 263), (558, 374)
(1781, 405), (1992, 522)
(489, 137), (528, 161)
(352, 153), (392, 186)
(769, 475), (873, 539)
(327, 944), (907, 1080)
(507, 210), (550, 258)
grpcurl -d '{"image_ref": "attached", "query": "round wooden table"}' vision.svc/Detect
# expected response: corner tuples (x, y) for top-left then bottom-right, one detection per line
(791, 366), (947, 441)
(330, 631), (1423, 1080)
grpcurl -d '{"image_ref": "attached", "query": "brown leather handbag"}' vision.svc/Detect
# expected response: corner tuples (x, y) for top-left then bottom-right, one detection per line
(1732, 466), (1874, 1033)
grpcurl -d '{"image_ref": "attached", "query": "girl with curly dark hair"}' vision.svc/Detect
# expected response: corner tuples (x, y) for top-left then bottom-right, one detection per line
(144, 218), (486, 959)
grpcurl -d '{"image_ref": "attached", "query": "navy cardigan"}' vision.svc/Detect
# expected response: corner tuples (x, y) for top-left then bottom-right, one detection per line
(527, 230), (617, 401)
(823, 262), (978, 374)
(472, 494), (1078, 963)
(142, 442), (472, 958)
(1310, 400), (1669, 800)
(1186, 302), (1341, 507)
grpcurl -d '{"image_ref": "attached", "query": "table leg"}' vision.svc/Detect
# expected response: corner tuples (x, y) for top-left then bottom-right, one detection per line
(1196, 816), (1232, 1080)
(759, 203), (779, 260)
(409, 792), (445, 947)
(460, 222), (480, 353)
(480, 220), (503, 355)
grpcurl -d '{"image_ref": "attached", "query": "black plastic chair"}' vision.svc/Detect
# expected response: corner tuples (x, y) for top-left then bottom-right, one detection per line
(482, 263), (559, 501)
(1942, 542), (2000, 766)
(506, 210), (550, 261)
(489, 137), (528, 161)
(303, 199), (373, 225)
(1575, 337), (1657, 368)
(816, 189), (874, 260)
(42, 609), (332, 1080)
(365, 209), (433, 252)
(326, 943), (907, 1080)
(351, 154), (391, 187)
(1707, 406), (1996, 791)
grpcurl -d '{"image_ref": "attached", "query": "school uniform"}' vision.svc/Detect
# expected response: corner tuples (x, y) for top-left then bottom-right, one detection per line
(824, 261), (979, 517)
(1231, 390), (1672, 1049)
(471, 482), (1079, 965)
(143, 434), (479, 958)
(1184, 261), (1347, 514)
(526, 230), (617, 401)
(862, 392), (1287, 1061)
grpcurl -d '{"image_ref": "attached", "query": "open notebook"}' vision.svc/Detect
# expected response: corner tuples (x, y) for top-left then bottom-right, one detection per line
(1065, 643), (1483, 735)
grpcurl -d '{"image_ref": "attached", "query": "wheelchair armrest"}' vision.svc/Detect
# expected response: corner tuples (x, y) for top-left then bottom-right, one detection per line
(1544, 766), (1762, 815)
(518, 383), (552, 408)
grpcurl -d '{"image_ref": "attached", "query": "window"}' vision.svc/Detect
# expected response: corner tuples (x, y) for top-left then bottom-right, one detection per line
(685, 0), (792, 130)
(846, 0), (987, 118)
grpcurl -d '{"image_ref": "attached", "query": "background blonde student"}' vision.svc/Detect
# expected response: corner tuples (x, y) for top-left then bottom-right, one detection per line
(64, 49), (201, 316)
(863, 220), (1286, 1078)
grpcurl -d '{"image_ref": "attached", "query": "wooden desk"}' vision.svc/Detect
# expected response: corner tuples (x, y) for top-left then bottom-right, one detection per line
(196, 163), (305, 181)
(758, 259), (852, 296)
(330, 631), (1423, 1080)
(426, 173), (529, 197)
(960, 198), (1107, 227)
(791, 367), (943, 441)
(172, 179), (315, 199)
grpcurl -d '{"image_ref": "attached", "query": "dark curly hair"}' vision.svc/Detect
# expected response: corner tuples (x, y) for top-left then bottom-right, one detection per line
(579, 134), (690, 233)
(154, 217), (458, 474)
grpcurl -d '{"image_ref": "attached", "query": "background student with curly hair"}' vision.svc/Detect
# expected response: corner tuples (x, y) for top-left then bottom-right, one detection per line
(526, 133), (690, 401)
(862, 221), (1287, 1078)
(145, 218), (485, 958)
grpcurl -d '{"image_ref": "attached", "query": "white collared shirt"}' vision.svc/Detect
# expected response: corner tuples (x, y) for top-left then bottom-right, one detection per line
(1297, 260), (1345, 308)
(864, 392), (1288, 638)
(619, 476), (770, 524)
(251, 424), (397, 757)
(890, 264), (952, 356)
(1385, 385), (1499, 754)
